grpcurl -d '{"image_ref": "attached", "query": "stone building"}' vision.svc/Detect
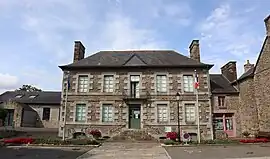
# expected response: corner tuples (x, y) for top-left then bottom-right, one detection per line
(230, 15), (270, 136)
(58, 40), (214, 140)
(0, 91), (61, 128)
(57, 14), (270, 140)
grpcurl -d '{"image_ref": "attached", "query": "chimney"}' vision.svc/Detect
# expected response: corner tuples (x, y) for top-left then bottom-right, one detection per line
(73, 41), (85, 63)
(221, 61), (237, 82)
(189, 40), (200, 62)
(244, 60), (254, 72)
(265, 14), (270, 36)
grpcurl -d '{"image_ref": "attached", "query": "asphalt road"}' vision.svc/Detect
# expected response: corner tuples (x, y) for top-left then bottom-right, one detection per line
(165, 144), (270, 159)
(0, 146), (92, 159)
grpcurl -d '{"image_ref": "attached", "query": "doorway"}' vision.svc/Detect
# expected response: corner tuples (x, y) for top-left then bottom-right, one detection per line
(128, 104), (141, 129)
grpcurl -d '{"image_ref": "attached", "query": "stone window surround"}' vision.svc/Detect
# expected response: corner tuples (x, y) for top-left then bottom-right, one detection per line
(182, 73), (195, 93)
(99, 101), (115, 123)
(217, 96), (226, 108)
(127, 72), (143, 95)
(42, 107), (51, 121)
(75, 73), (91, 93)
(182, 101), (198, 125)
(154, 101), (170, 124)
(68, 101), (89, 124)
(154, 72), (169, 95)
(101, 72), (116, 93)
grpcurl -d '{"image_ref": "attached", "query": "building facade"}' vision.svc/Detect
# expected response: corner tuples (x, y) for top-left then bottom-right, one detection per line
(0, 91), (61, 128)
(58, 40), (214, 140)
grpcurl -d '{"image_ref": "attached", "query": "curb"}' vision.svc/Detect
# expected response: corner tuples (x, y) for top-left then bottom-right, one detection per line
(5, 144), (101, 148)
(161, 143), (270, 147)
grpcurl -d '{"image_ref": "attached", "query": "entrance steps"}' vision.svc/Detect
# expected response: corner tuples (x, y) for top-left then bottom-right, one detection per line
(109, 129), (157, 142)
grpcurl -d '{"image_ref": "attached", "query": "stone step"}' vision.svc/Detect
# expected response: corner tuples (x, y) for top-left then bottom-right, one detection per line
(109, 129), (157, 142)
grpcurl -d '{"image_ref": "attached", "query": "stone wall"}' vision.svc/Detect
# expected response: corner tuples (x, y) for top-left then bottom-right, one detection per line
(59, 67), (212, 138)
(30, 105), (60, 128)
(239, 78), (259, 135)
(254, 36), (270, 131)
(212, 94), (241, 137)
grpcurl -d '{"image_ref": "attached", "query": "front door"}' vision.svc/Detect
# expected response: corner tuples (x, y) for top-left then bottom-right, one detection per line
(129, 105), (141, 129)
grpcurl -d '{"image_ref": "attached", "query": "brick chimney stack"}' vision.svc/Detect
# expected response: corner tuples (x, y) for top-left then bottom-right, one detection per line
(265, 14), (270, 36)
(189, 40), (200, 62)
(73, 41), (85, 63)
(244, 60), (254, 72)
(221, 61), (237, 82)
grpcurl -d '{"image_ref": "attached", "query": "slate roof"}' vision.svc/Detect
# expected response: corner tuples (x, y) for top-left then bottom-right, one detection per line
(59, 50), (214, 69)
(210, 74), (238, 94)
(0, 91), (61, 105)
(237, 67), (254, 82)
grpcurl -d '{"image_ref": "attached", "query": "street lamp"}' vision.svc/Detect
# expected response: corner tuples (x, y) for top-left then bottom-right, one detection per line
(176, 92), (181, 143)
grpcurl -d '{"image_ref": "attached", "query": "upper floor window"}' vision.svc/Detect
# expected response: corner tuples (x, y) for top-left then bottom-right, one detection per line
(15, 95), (23, 98)
(183, 75), (194, 92)
(157, 104), (168, 123)
(185, 104), (196, 123)
(156, 75), (167, 93)
(75, 104), (86, 122)
(218, 96), (225, 107)
(42, 108), (51, 120)
(103, 75), (114, 93)
(78, 75), (88, 92)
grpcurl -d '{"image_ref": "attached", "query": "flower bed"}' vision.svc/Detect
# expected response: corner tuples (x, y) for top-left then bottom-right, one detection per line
(3, 137), (34, 144)
(239, 138), (269, 143)
(166, 132), (178, 141)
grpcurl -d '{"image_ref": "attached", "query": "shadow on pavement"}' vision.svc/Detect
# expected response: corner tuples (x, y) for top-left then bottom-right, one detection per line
(0, 147), (91, 159)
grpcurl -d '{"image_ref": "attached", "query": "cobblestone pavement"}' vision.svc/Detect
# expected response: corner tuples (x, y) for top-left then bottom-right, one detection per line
(77, 142), (169, 159)
(165, 144), (270, 159)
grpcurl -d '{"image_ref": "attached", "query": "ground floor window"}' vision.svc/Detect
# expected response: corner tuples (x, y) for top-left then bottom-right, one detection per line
(213, 113), (234, 131)
(42, 108), (51, 120)
(75, 104), (86, 122)
(102, 104), (113, 122)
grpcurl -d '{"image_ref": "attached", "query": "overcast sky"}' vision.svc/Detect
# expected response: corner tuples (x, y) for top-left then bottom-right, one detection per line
(0, 0), (269, 93)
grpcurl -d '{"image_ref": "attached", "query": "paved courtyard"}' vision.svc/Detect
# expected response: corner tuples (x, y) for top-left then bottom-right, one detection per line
(77, 142), (169, 159)
(0, 146), (91, 159)
(165, 144), (270, 159)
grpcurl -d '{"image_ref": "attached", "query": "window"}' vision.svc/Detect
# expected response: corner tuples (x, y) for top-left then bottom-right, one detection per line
(75, 104), (86, 122)
(218, 96), (225, 107)
(42, 108), (51, 120)
(103, 75), (114, 93)
(185, 104), (196, 123)
(102, 104), (113, 122)
(29, 95), (37, 98)
(78, 75), (88, 92)
(15, 95), (23, 98)
(156, 75), (167, 93)
(183, 75), (194, 92)
(157, 104), (168, 122)
(214, 119), (224, 130)
(225, 118), (233, 130)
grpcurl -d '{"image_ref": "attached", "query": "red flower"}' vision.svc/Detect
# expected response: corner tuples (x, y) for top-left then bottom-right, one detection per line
(4, 138), (34, 144)
(89, 129), (102, 138)
(239, 138), (269, 143)
(166, 132), (178, 141)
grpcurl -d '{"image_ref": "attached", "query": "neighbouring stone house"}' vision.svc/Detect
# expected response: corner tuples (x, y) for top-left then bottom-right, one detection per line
(230, 15), (270, 137)
(0, 91), (61, 128)
(58, 40), (215, 140)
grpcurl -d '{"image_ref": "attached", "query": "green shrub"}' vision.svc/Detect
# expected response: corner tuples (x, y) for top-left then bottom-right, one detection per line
(163, 139), (177, 145)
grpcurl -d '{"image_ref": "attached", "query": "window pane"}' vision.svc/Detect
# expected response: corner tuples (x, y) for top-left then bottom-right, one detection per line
(185, 104), (195, 122)
(157, 104), (168, 122)
(102, 104), (113, 122)
(104, 75), (114, 92)
(75, 104), (86, 122)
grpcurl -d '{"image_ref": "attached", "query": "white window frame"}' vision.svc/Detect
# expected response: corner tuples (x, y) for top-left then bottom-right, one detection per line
(78, 75), (89, 93)
(185, 104), (196, 123)
(157, 104), (168, 123)
(183, 75), (194, 93)
(75, 104), (86, 122)
(156, 75), (167, 93)
(102, 104), (114, 122)
(103, 75), (114, 93)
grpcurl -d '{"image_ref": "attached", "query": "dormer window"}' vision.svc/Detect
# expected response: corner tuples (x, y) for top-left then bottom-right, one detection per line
(29, 95), (37, 99)
(15, 95), (23, 98)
